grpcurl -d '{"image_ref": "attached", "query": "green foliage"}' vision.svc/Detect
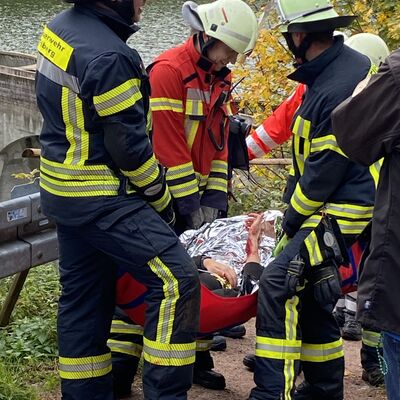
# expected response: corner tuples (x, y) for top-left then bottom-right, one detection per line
(228, 164), (289, 216)
(0, 316), (57, 360)
(0, 264), (59, 398)
(0, 361), (38, 400)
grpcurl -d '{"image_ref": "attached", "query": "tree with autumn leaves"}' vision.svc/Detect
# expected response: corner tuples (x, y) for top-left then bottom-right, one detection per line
(235, 0), (400, 126)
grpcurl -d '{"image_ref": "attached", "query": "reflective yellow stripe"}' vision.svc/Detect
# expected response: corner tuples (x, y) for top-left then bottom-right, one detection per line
(255, 336), (301, 360)
(185, 99), (204, 116)
(310, 135), (346, 156)
(211, 160), (228, 174)
(38, 25), (73, 71)
(110, 320), (144, 335)
(148, 257), (179, 343)
(196, 339), (213, 352)
(291, 183), (323, 216)
(369, 64), (379, 75)
(62, 88), (89, 165)
(107, 339), (143, 357)
(184, 118), (200, 150)
(166, 162), (195, 180)
(93, 78), (142, 117)
(149, 188), (172, 212)
(326, 203), (373, 220)
(195, 172), (209, 188)
(284, 296), (299, 399)
(362, 330), (382, 348)
(293, 135), (304, 175)
(150, 97), (184, 113)
(122, 155), (160, 187)
(143, 337), (196, 366)
(292, 116), (311, 139)
(40, 172), (120, 197)
(301, 214), (369, 235)
(168, 180), (199, 198)
(304, 231), (323, 266)
(301, 339), (344, 362)
(40, 157), (119, 185)
(206, 177), (227, 192)
(59, 353), (111, 380)
(369, 159), (382, 188)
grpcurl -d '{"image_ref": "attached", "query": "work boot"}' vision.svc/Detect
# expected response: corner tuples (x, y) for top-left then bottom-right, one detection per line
(243, 353), (256, 372)
(194, 349), (226, 390)
(294, 381), (313, 400)
(218, 324), (246, 339)
(210, 335), (227, 352)
(342, 315), (362, 341)
(362, 368), (385, 387)
(193, 368), (226, 390)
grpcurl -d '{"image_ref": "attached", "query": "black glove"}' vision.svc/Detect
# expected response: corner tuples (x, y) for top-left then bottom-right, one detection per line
(285, 255), (305, 298)
(240, 262), (264, 295)
(310, 261), (342, 312)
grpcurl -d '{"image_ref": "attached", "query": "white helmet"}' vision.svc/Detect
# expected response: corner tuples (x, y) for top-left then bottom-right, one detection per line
(345, 32), (390, 67)
(182, 0), (258, 55)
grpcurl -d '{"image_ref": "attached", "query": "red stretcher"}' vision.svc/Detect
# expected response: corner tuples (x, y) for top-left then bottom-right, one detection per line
(116, 240), (364, 336)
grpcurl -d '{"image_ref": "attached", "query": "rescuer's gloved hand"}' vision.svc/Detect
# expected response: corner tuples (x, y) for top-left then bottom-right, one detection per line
(285, 255), (305, 298)
(201, 206), (219, 224)
(310, 262), (342, 312)
(273, 233), (290, 258)
(185, 208), (205, 230)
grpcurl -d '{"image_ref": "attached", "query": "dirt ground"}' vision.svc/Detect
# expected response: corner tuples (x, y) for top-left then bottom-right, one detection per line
(44, 319), (387, 400)
(131, 319), (386, 400)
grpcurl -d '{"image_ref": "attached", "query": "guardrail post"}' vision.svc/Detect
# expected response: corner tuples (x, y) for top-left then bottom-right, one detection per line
(0, 270), (29, 327)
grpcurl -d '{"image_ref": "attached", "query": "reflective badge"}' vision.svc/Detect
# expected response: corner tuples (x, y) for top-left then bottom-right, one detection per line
(323, 231), (335, 247)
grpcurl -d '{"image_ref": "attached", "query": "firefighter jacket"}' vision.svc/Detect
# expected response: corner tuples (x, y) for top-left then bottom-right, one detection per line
(246, 84), (305, 160)
(281, 37), (376, 238)
(332, 49), (400, 335)
(36, 4), (172, 226)
(149, 36), (234, 216)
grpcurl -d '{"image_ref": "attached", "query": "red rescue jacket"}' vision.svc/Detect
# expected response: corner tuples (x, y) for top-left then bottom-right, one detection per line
(246, 84), (305, 160)
(149, 36), (235, 216)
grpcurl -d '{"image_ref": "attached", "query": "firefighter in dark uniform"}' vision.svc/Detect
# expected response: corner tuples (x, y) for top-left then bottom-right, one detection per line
(249, 1), (376, 399)
(35, 1), (200, 399)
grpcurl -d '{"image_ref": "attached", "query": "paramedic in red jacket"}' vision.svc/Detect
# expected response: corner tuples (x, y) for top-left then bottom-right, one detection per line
(149, 0), (258, 234)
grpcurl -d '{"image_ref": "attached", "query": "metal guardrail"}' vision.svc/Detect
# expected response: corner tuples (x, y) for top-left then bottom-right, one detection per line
(0, 186), (58, 326)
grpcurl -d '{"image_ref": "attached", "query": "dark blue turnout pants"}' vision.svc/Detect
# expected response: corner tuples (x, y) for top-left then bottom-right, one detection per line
(56, 203), (200, 400)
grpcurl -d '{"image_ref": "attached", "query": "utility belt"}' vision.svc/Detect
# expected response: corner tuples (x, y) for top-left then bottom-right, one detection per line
(286, 214), (350, 311)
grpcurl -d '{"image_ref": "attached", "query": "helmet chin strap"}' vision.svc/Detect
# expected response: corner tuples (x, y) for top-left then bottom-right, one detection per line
(103, 0), (135, 25)
(283, 32), (313, 67)
(198, 33), (217, 58)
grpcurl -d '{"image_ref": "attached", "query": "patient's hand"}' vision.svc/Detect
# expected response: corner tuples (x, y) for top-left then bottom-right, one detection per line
(203, 258), (238, 288)
(245, 213), (264, 263)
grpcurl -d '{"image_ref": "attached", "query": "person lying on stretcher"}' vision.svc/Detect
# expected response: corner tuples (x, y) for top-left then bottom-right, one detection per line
(195, 213), (270, 296)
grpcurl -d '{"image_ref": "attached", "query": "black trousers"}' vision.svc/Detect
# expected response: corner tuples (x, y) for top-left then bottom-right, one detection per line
(250, 228), (344, 400)
(57, 203), (200, 400)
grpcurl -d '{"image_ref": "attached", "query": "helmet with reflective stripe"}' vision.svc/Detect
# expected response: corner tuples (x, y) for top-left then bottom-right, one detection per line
(263, 0), (355, 33)
(345, 33), (390, 67)
(182, 0), (258, 55)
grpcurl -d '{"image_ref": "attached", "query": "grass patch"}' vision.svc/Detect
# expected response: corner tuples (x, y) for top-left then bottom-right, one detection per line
(0, 263), (60, 398)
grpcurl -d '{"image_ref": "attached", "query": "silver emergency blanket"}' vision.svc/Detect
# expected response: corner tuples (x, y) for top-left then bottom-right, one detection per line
(179, 210), (283, 292)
